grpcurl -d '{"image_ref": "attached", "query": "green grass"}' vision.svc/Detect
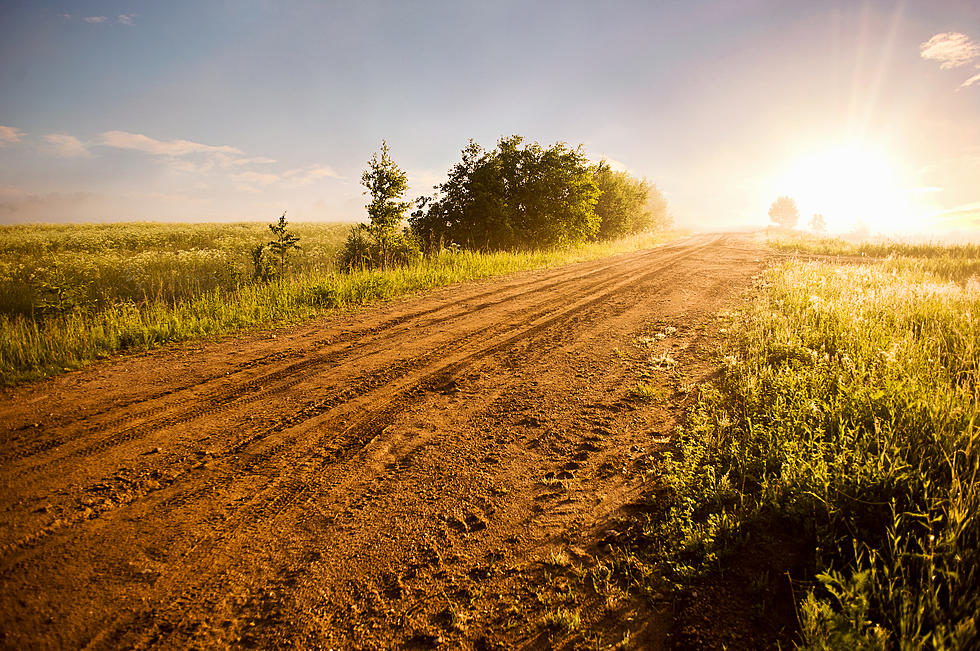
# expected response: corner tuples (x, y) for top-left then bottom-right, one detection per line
(0, 221), (351, 316)
(630, 246), (979, 648)
(0, 225), (681, 385)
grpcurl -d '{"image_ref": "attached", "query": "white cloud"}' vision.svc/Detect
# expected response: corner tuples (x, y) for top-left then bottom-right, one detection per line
(920, 32), (980, 69)
(42, 133), (89, 158)
(118, 13), (137, 26)
(960, 69), (980, 89)
(232, 165), (341, 192)
(0, 125), (25, 145)
(100, 130), (244, 157)
(83, 16), (107, 24)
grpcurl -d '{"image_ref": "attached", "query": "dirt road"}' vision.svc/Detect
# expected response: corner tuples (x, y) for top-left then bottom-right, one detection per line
(0, 233), (766, 649)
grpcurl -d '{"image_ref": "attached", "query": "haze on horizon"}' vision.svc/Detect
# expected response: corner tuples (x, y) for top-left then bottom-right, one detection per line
(1, 0), (978, 238)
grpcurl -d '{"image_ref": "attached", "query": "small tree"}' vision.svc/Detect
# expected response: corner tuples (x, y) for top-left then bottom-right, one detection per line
(768, 196), (800, 229)
(362, 141), (411, 268)
(809, 213), (827, 233)
(267, 211), (301, 280)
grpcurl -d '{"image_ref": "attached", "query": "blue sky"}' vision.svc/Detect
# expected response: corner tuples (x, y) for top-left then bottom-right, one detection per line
(1, 0), (979, 234)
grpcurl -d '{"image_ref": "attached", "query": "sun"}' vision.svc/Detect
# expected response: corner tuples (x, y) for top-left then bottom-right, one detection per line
(775, 144), (917, 234)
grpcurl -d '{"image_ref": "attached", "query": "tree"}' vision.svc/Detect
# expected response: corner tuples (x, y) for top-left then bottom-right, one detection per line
(410, 135), (600, 251)
(593, 162), (650, 239)
(267, 211), (301, 280)
(809, 213), (827, 233)
(768, 196), (800, 229)
(362, 141), (411, 268)
(592, 162), (671, 239)
(644, 183), (672, 231)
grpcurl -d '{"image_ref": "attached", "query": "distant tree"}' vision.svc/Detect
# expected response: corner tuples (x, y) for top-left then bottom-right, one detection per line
(643, 181), (672, 231)
(411, 135), (600, 251)
(768, 196), (800, 229)
(361, 141), (411, 268)
(809, 212), (827, 233)
(267, 211), (301, 280)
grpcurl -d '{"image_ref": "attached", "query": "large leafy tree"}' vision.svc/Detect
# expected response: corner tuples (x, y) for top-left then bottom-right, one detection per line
(362, 141), (411, 267)
(411, 136), (600, 251)
(768, 195), (800, 229)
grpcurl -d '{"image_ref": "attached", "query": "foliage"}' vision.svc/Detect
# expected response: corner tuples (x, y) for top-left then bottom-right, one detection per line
(640, 252), (979, 648)
(410, 135), (601, 251)
(644, 180), (673, 232)
(768, 195), (800, 228)
(251, 244), (275, 283)
(337, 224), (422, 271)
(593, 161), (661, 240)
(266, 211), (301, 280)
(362, 141), (412, 268)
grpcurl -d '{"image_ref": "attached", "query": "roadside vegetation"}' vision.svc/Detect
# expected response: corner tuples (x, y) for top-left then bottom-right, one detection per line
(619, 235), (979, 647)
(1, 135), (674, 385)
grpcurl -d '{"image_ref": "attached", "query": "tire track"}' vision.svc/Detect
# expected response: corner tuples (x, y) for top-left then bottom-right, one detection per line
(1, 239), (711, 563)
(78, 237), (720, 649)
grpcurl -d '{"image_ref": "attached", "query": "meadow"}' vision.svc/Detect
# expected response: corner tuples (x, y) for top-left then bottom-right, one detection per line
(628, 236), (979, 647)
(0, 221), (680, 385)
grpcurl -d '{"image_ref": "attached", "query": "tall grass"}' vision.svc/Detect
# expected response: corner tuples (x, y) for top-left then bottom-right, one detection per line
(0, 227), (680, 385)
(0, 222), (350, 316)
(646, 254), (978, 648)
(769, 231), (980, 261)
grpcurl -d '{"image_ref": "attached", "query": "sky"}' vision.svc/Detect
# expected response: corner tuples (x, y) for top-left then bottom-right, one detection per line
(1, 0), (979, 236)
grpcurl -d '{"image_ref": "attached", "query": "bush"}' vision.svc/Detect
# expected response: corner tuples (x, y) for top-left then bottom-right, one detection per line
(337, 225), (421, 271)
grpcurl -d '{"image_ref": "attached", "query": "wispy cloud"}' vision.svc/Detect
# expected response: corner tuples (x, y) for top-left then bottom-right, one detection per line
(43, 133), (89, 158)
(117, 13), (137, 26)
(233, 165), (341, 192)
(931, 201), (980, 226)
(960, 70), (980, 89)
(101, 130), (244, 157)
(282, 165), (340, 187)
(0, 125), (25, 145)
(83, 16), (107, 24)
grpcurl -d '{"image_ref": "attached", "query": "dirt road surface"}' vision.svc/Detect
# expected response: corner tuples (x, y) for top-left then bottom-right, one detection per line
(0, 233), (766, 649)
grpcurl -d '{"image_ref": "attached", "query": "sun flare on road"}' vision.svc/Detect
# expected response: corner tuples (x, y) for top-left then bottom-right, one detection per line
(776, 144), (918, 234)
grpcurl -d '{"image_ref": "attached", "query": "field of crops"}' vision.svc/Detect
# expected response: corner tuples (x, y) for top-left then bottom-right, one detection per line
(631, 238), (980, 647)
(0, 221), (680, 385)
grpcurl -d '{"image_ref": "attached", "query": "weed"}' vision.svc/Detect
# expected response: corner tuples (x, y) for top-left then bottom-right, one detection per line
(545, 549), (572, 568)
(629, 381), (662, 402)
(542, 607), (581, 631)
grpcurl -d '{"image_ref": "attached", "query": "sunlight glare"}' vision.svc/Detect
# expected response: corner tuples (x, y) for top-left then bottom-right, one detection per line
(777, 145), (917, 234)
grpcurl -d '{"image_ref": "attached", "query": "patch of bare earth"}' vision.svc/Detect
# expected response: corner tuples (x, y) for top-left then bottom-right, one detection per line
(0, 233), (766, 649)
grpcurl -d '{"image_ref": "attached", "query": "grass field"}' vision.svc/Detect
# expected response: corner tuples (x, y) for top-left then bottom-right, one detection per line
(620, 235), (979, 648)
(0, 222), (681, 385)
